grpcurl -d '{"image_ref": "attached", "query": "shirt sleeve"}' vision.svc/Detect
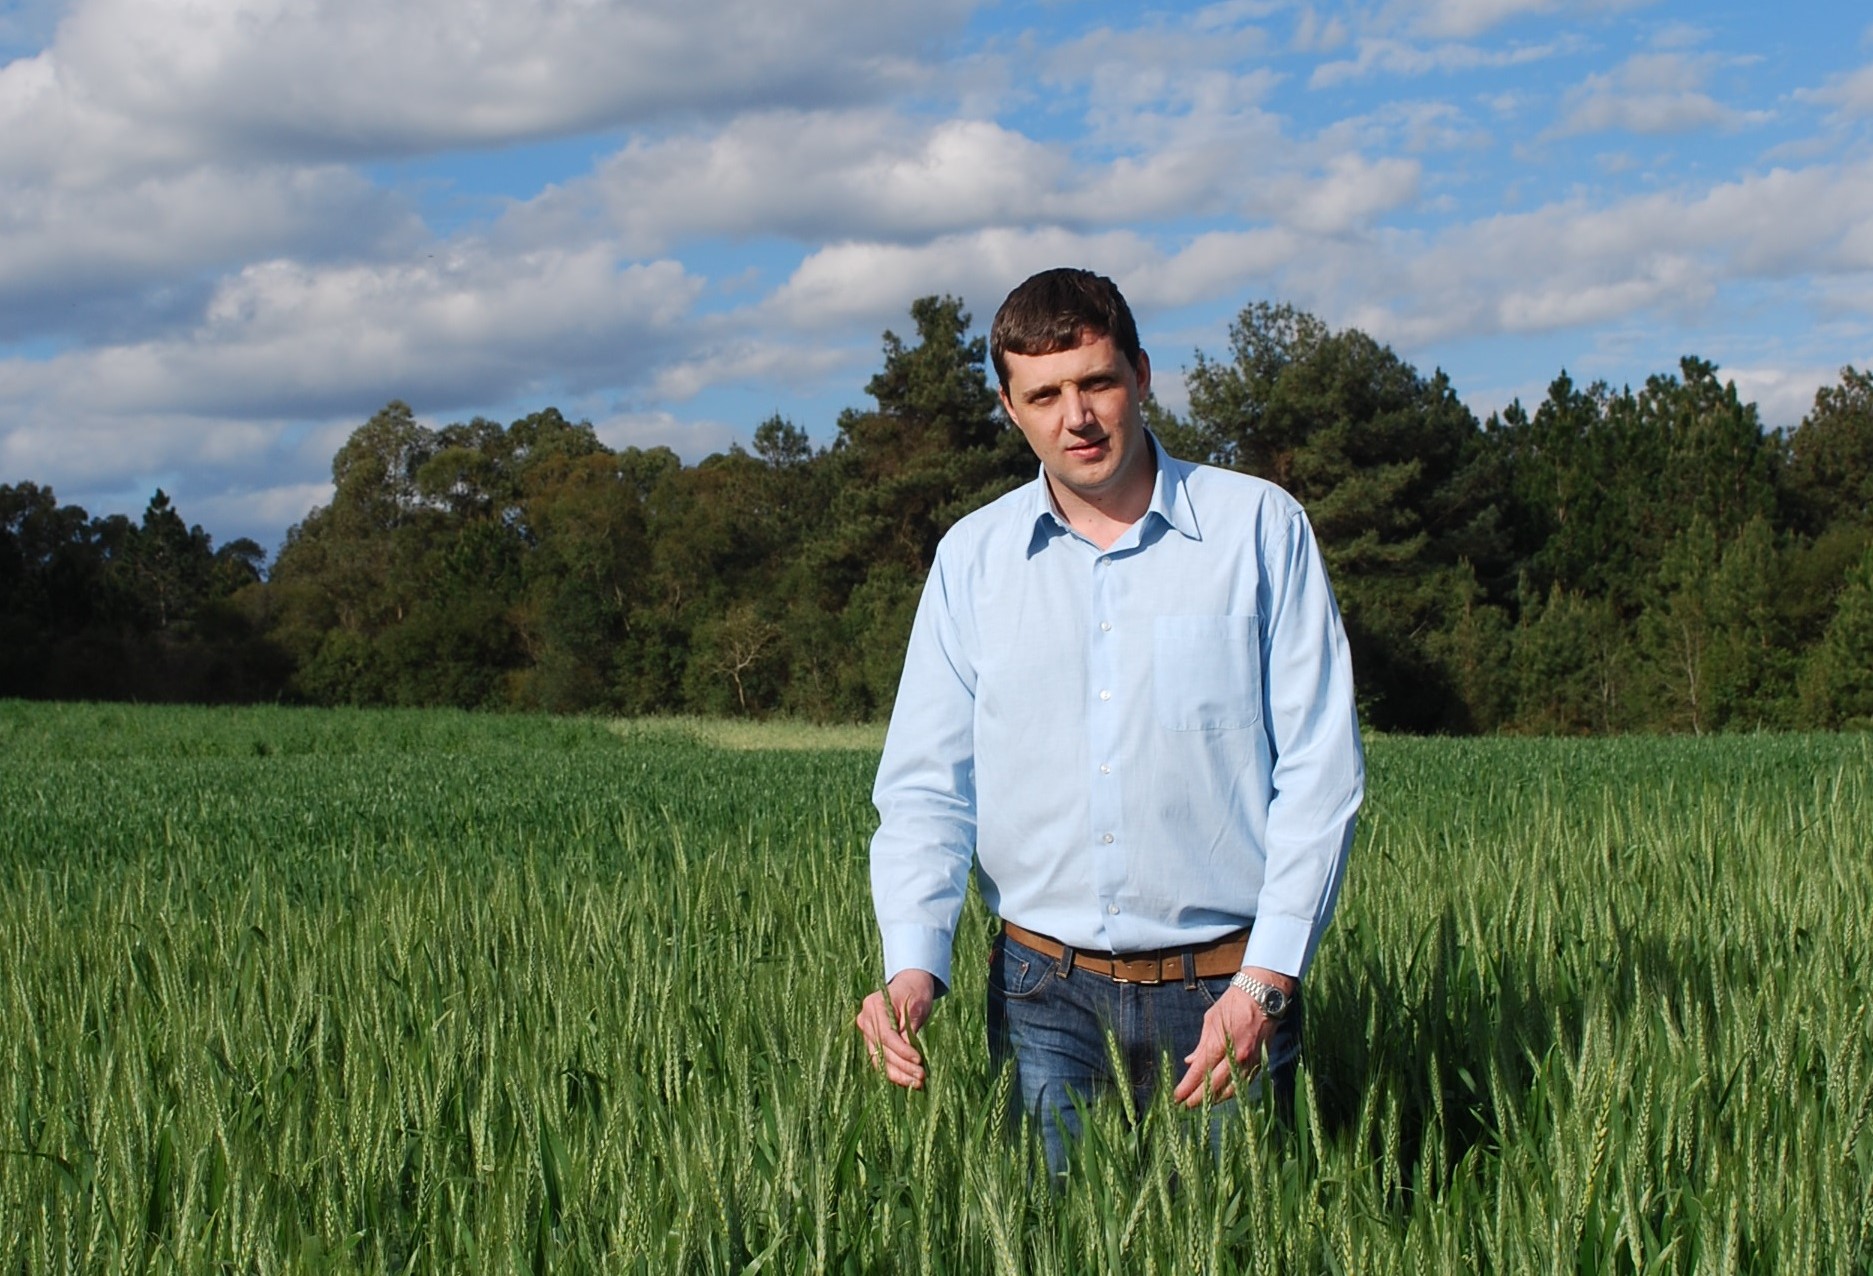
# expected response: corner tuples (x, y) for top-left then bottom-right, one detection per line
(1243, 508), (1365, 979)
(869, 546), (979, 991)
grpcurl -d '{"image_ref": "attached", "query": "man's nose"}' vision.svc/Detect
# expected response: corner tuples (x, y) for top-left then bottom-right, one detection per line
(1061, 385), (1095, 427)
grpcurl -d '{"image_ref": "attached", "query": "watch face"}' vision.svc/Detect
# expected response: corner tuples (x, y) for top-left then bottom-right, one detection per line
(1261, 987), (1288, 1017)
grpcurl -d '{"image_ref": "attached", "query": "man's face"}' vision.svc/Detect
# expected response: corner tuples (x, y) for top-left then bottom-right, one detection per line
(998, 329), (1154, 513)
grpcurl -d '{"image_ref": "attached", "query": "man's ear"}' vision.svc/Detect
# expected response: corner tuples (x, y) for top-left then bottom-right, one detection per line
(1134, 349), (1152, 398)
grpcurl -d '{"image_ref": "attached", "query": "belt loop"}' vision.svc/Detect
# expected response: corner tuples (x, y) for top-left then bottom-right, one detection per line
(1055, 945), (1076, 979)
(1181, 946), (1198, 990)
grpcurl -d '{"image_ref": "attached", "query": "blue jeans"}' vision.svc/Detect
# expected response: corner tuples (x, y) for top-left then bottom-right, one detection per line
(986, 931), (1304, 1179)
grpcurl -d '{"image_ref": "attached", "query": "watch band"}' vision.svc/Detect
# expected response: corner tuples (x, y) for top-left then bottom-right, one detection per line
(1229, 971), (1292, 1019)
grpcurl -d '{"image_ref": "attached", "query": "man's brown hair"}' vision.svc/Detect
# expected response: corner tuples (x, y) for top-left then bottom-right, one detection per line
(989, 268), (1143, 391)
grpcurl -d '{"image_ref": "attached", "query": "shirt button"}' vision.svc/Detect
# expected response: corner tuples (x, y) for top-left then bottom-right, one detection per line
(1099, 689), (1112, 701)
(1100, 621), (1111, 632)
(1102, 833), (1114, 844)
(1107, 903), (1120, 915)
(1100, 764), (1111, 775)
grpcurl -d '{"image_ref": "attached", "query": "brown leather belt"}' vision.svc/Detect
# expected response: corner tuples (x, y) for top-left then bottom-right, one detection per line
(1001, 920), (1249, 985)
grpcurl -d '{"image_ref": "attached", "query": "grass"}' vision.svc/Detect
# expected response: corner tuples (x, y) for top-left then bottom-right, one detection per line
(1, 701), (1869, 1272)
(608, 714), (888, 753)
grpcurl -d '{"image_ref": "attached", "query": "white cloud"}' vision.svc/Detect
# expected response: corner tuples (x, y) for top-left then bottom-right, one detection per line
(0, 246), (703, 421)
(1397, 0), (1654, 41)
(591, 409), (741, 462)
(769, 233), (1079, 332)
(0, 0), (980, 354)
(1725, 363), (1856, 432)
(768, 225), (1306, 336)
(515, 100), (1307, 257)
(190, 482), (337, 550)
(1322, 159), (1873, 350)
(1797, 63), (1873, 121)
(1291, 6), (1351, 54)
(1249, 153), (1422, 233)
(1405, 0), (1555, 39)
(0, 230), (733, 546)
(1553, 52), (1766, 136)
(649, 338), (855, 405)
(1192, 0), (1286, 31)
(1141, 230), (1305, 312)
(0, 0), (971, 177)
(1, 412), (278, 485)
(1035, 17), (1275, 107)
(1310, 36), (1566, 88)
(1648, 21), (1708, 50)
(519, 113), (1074, 257)
(0, 165), (419, 338)
(1319, 99), (1486, 155)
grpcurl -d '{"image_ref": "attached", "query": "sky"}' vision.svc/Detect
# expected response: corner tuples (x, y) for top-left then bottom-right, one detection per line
(3, 0), (1871, 558)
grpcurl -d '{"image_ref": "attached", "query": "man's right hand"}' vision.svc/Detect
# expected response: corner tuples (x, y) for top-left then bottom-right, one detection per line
(855, 969), (938, 1089)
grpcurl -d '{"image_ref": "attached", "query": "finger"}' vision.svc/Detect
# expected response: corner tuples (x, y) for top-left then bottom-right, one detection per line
(873, 1026), (925, 1088)
(879, 1029), (922, 1069)
(1207, 1057), (1236, 1102)
(885, 1053), (927, 1089)
(856, 998), (906, 1058)
(1181, 1013), (1225, 1064)
(892, 991), (932, 1036)
(861, 1011), (917, 1060)
(1173, 1038), (1222, 1104)
(1175, 1056), (1236, 1109)
(1189, 1040), (1270, 1108)
(857, 1000), (926, 1086)
(891, 999), (923, 1037)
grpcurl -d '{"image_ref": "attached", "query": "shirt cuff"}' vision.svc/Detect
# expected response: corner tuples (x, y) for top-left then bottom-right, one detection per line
(882, 924), (954, 993)
(1243, 912), (1315, 980)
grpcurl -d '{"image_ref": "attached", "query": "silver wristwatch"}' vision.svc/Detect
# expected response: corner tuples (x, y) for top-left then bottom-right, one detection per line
(1229, 971), (1292, 1020)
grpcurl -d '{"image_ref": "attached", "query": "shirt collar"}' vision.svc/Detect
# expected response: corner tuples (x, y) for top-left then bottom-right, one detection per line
(1025, 431), (1202, 555)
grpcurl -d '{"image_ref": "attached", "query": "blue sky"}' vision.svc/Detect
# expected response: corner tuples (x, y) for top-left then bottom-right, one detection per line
(2, 0), (1870, 555)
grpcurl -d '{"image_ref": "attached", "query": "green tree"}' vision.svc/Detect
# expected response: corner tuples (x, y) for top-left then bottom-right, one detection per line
(796, 295), (1026, 718)
(1785, 365), (1873, 537)
(1635, 511), (1798, 734)
(1420, 562), (1514, 732)
(1, 483), (283, 702)
(1511, 583), (1631, 734)
(1703, 515), (1793, 728)
(514, 447), (668, 713)
(1490, 375), (1635, 603)
(126, 490), (215, 633)
(1641, 358), (1780, 548)
(1642, 517), (1722, 734)
(1495, 361), (1779, 618)
(1799, 545), (1873, 728)
(273, 401), (441, 654)
(1179, 301), (1332, 479)
(1178, 301), (1509, 731)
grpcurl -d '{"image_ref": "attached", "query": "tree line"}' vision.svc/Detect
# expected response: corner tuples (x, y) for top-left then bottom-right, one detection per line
(5, 294), (1871, 733)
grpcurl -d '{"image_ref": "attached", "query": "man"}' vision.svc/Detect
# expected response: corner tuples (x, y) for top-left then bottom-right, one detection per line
(854, 267), (1363, 1175)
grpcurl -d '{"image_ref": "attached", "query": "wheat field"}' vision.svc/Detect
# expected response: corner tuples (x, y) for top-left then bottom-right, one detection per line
(1, 701), (1868, 1273)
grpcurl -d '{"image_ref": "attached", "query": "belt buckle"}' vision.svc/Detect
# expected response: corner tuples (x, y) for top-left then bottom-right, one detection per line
(1110, 956), (1163, 985)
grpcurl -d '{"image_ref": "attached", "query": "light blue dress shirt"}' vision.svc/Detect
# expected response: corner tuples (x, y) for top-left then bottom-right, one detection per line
(870, 437), (1364, 990)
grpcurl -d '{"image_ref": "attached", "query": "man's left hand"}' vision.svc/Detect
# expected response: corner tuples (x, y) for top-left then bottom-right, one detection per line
(1172, 966), (1297, 1108)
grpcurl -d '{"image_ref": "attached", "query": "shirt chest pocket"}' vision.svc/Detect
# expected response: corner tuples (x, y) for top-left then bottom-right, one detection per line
(1153, 614), (1262, 731)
